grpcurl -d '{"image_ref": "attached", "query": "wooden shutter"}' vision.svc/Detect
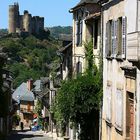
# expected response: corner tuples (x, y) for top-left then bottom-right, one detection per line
(79, 20), (83, 45)
(122, 16), (127, 58)
(115, 89), (123, 130)
(75, 21), (79, 46)
(111, 21), (115, 56)
(114, 20), (118, 57)
(106, 86), (111, 122)
(105, 21), (109, 57)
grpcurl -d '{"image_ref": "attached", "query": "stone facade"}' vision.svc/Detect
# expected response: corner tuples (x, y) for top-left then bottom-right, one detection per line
(70, 1), (101, 139)
(8, 2), (44, 35)
(70, 2), (101, 76)
(100, 0), (140, 140)
(19, 100), (34, 127)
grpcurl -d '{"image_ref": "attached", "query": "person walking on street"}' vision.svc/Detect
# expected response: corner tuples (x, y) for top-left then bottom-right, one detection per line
(20, 122), (24, 131)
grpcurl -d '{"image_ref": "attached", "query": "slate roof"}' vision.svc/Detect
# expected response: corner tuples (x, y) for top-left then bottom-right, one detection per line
(71, 0), (98, 10)
(33, 78), (50, 99)
(59, 42), (72, 53)
(12, 82), (34, 102)
(40, 77), (49, 84)
(33, 80), (41, 92)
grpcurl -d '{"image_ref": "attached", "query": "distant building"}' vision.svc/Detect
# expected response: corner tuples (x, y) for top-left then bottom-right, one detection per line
(13, 79), (35, 128)
(33, 78), (50, 131)
(9, 2), (44, 35)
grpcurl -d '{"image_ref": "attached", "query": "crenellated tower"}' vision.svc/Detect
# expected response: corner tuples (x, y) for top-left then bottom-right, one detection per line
(9, 2), (19, 33)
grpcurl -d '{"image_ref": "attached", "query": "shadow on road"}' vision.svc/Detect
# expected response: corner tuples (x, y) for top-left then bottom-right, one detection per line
(7, 130), (43, 140)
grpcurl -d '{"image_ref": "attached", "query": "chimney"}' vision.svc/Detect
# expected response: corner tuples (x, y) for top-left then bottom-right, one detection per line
(27, 79), (33, 91)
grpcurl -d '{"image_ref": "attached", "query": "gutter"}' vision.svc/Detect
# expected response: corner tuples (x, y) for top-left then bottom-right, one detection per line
(69, 2), (95, 13)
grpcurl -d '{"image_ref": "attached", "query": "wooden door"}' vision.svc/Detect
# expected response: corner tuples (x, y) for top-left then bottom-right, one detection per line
(27, 102), (31, 112)
(129, 99), (134, 140)
(126, 92), (135, 140)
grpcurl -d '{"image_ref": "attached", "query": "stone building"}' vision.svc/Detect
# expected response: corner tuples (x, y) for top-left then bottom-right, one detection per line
(70, 0), (101, 76)
(8, 2), (44, 35)
(69, 0), (101, 139)
(12, 79), (35, 128)
(98, 0), (140, 140)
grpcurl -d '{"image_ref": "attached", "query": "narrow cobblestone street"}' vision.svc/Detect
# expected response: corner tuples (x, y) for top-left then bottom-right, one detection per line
(7, 129), (53, 140)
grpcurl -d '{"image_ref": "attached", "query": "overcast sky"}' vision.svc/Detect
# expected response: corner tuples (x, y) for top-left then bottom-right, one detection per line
(0, 0), (79, 29)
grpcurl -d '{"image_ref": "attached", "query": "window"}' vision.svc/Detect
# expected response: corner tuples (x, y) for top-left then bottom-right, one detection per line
(76, 61), (82, 74)
(75, 20), (83, 46)
(112, 20), (117, 57)
(106, 86), (112, 122)
(105, 16), (127, 59)
(117, 17), (122, 55)
(121, 16), (127, 58)
(116, 16), (127, 58)
(94, 20), (98, 49)
(115, 89), (123, 131)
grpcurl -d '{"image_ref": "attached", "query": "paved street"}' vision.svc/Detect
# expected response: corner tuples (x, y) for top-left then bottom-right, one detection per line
(7, 129), (53, 140)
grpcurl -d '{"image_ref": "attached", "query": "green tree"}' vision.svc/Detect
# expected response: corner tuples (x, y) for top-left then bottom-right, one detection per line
(0, 35), (60, 88)
(53, 40), (102, 140)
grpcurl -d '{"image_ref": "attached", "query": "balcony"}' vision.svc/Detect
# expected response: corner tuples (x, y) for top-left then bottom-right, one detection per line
(20, 108), (33, 114)
(127, 32), (140, 62)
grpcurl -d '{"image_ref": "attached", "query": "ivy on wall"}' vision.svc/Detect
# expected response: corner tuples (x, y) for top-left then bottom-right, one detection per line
(52, 40), (103, 139)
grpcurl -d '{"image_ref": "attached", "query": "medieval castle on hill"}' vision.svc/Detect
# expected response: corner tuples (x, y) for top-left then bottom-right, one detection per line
(9, 3), (44, 35)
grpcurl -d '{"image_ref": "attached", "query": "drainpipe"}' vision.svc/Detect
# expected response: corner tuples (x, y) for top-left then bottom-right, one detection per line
(136, 69), (140, 140)
(99, 2), (104, 140)
(136, 0), (139, 31)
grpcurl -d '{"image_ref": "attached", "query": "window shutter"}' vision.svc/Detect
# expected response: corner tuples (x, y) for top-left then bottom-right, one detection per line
(106, 86), (111, 122)
(122, 16), (127, 58)
(115, 89), (123, 130)
(114, 20), (118, 57)
(105, 22), (109, 57)
(75, 21), (79, 46)
(79, 20), (83, 45)
(111, 21), (116, 57)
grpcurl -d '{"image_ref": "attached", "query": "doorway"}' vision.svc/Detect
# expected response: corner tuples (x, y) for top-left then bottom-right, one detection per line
(126, 92), (135, 140)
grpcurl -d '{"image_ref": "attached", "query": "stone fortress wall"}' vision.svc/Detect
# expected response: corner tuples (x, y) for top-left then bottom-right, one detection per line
(9, 2), (44, 35)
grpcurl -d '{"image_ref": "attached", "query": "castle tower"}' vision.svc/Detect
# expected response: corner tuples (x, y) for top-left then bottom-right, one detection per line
(8, 2), (44, 35)
(9, 3), (19, 33)
(39, 17), (44, 31)
(31, 16), (44, 34)
(23, 10), (32, 33)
